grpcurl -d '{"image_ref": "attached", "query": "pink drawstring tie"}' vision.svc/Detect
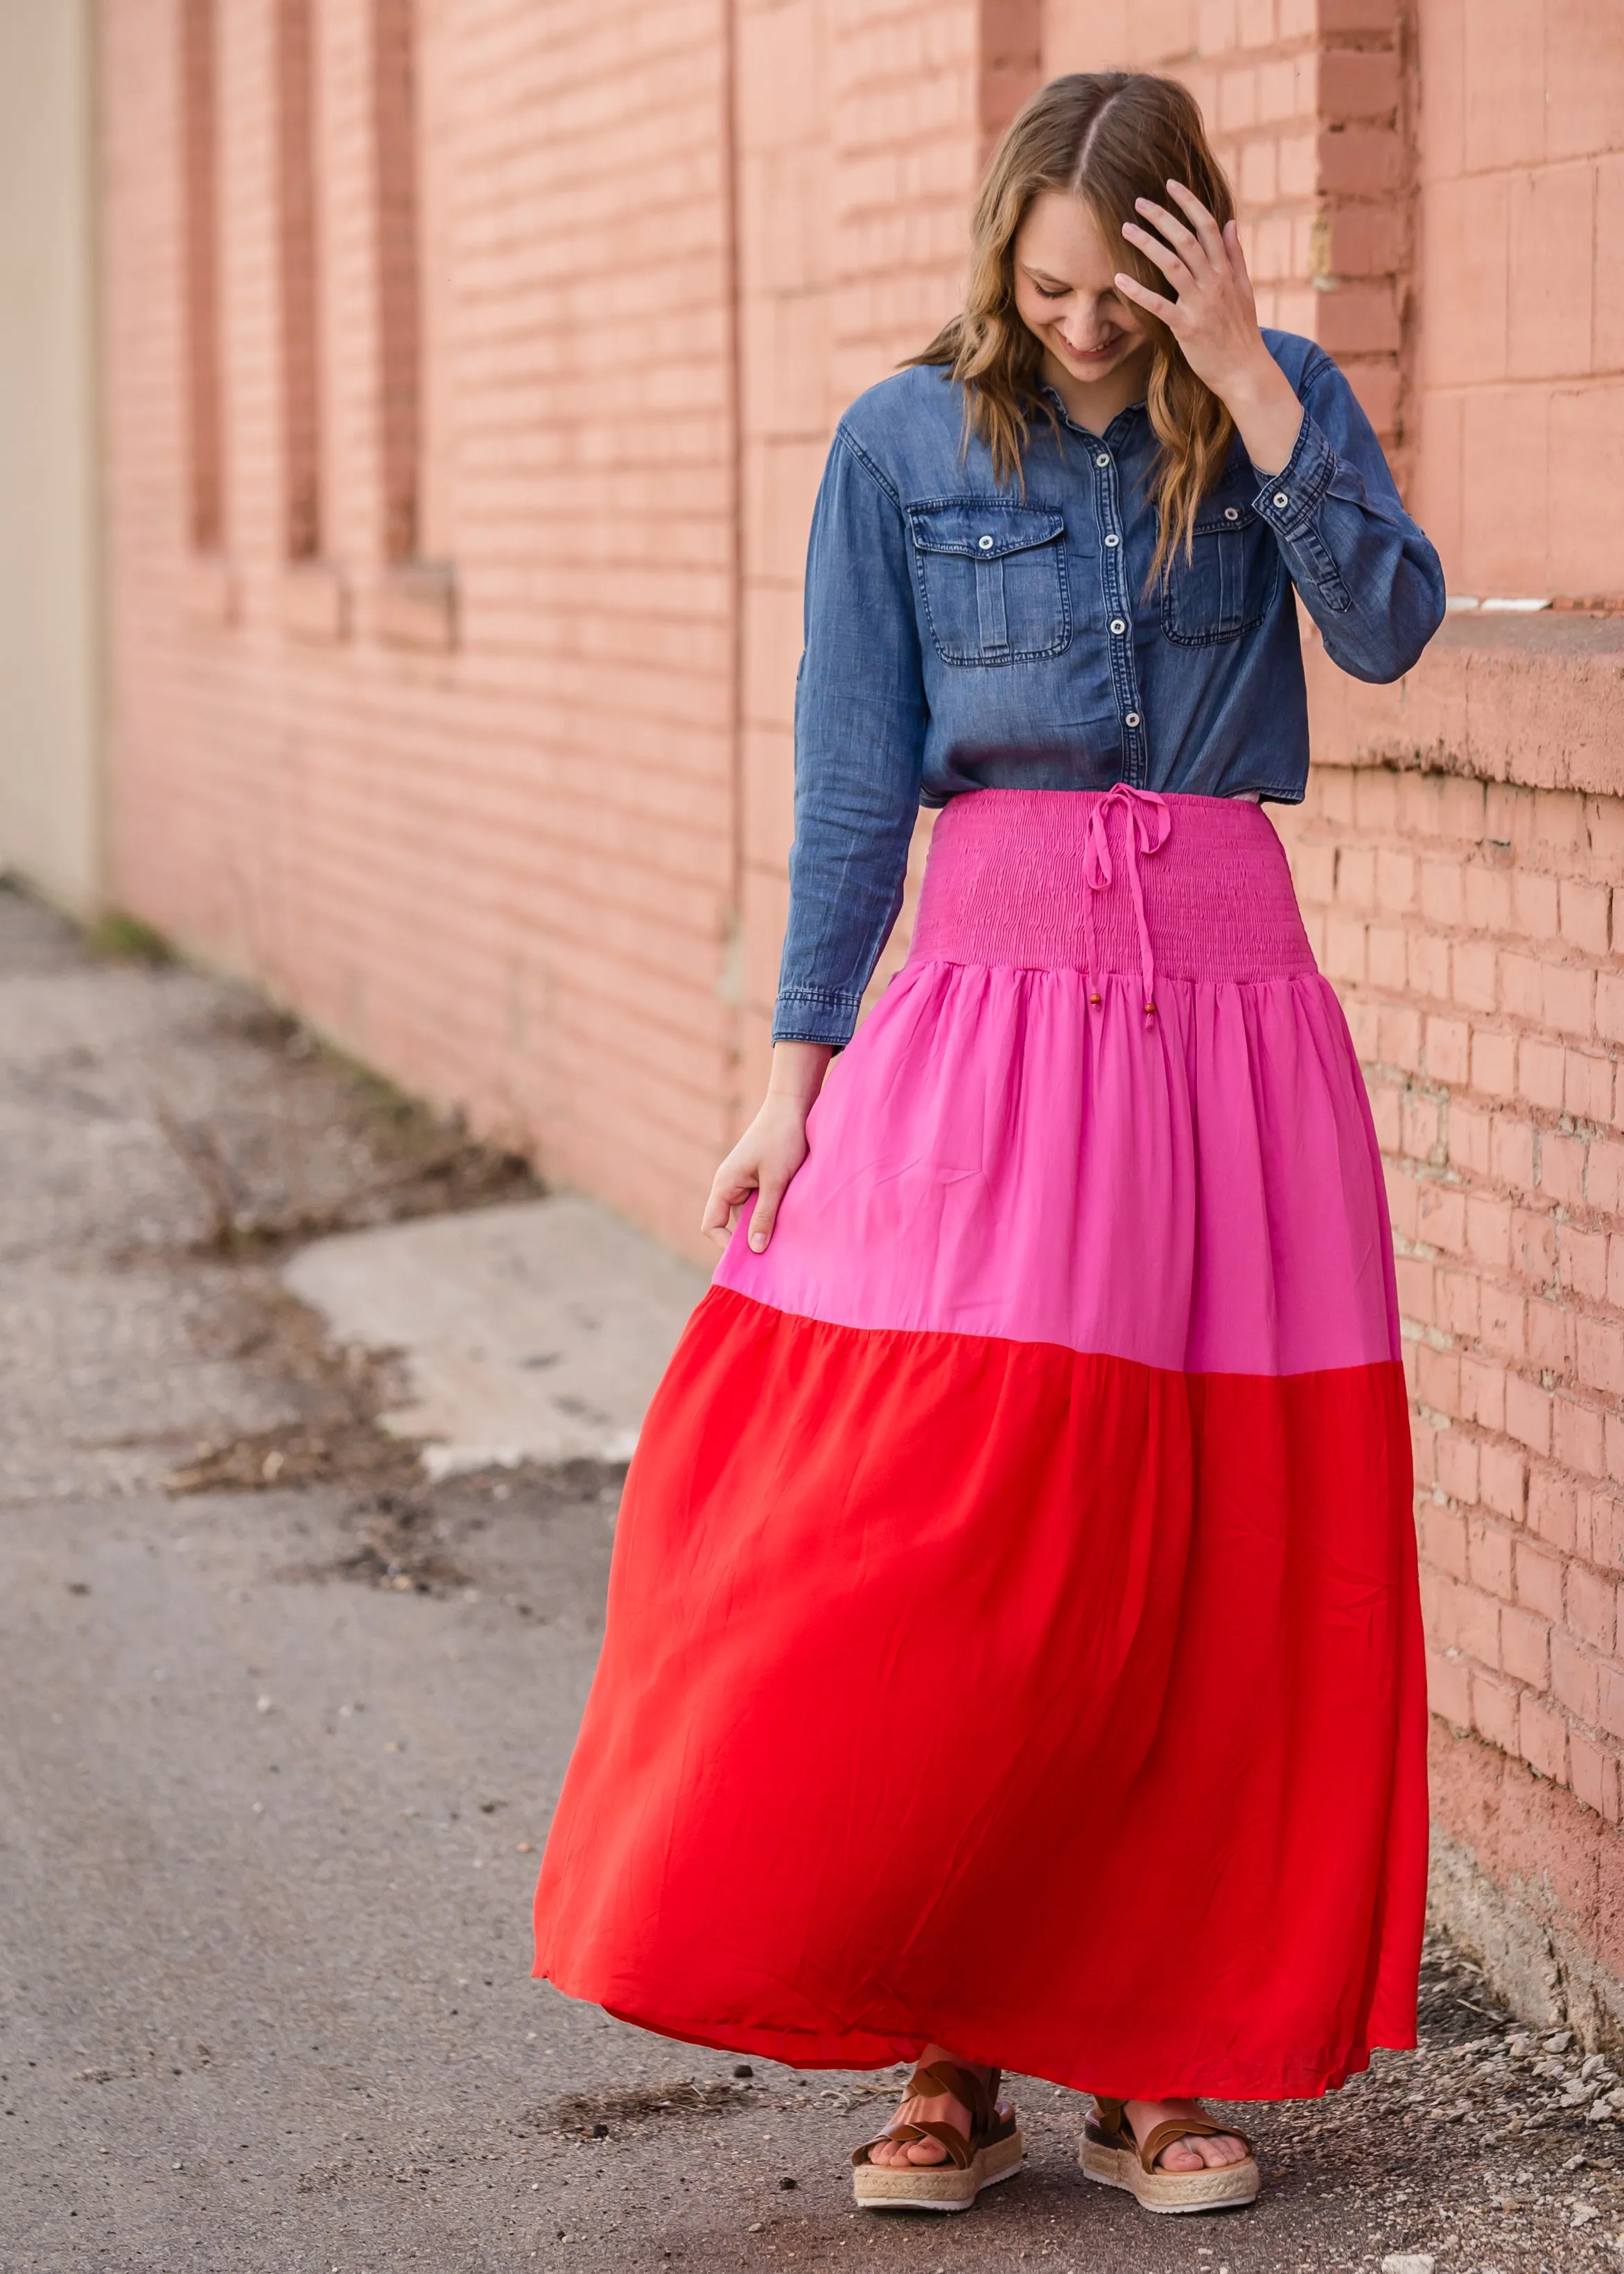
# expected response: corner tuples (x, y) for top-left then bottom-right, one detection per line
(1080, 785), (1172, 1021)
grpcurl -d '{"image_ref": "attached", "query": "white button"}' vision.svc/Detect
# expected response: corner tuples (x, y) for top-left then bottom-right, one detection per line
(1273, 491), (1289, 508)
(1104, 532), (1120, 547)
(1110, 618), (1127, 635)
(1125, 711), (1141, 728)
(1095, 452), (1110, 467)
(1224, 507), (1239, 521)
(977, 534), (994, 550)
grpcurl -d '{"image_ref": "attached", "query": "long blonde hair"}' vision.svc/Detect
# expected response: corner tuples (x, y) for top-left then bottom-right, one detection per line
(911, 72), (1238, 586)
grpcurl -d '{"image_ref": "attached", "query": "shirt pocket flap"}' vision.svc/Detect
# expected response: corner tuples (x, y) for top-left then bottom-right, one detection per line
(1191, 497), (1259, 535)
(908, 502), (1065, 561)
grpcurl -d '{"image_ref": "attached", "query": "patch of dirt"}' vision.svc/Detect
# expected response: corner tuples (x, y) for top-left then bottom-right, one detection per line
(286, 1487), (472, 1595)
(164, 1278), (424, 1495)
(532, 2077), (760, 2137)
(282, 1461), (629, 1599)
(433, 1457), (629, 1513)
(527, 2060), (909, 2147)
(150, 1036), (537, 1256)
(165, 1419), (424, 1496)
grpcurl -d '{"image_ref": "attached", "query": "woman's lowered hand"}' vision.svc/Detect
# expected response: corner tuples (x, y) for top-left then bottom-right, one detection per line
(701, 1042), (832, 1253)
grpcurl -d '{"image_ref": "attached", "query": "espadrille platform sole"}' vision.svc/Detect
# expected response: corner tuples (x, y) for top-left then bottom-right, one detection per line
(851, 2060), (1023, 2213)
(853, 2126), (1024, 2212)
(1080, 2099), (1259, 2215)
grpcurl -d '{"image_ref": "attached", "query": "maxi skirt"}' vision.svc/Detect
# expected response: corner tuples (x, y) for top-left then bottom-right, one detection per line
(533, 786), (1429, 2101)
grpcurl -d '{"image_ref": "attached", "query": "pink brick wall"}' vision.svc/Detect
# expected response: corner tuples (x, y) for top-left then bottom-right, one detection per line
(104, 0), (742, 1250)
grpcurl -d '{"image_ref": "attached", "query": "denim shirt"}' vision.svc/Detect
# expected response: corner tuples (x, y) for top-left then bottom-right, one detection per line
(773, 329), (1445, 1045)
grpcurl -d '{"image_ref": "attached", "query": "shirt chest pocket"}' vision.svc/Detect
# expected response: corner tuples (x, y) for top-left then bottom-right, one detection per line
(907, 501), (1071, 666)
(1160, 500), (1280, 646)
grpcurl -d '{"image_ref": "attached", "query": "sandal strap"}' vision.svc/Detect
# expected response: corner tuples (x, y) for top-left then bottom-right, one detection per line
(852, 2119), (920, 2168)
(850, 2117), (974, 2171)
(1092, 2094), (1126, 2138)
(902, 2118), (974, 2169)
(905, 2061), (997, 2133)
(1134, 2114), (1253, 2175)
(850, 2063), (1002, 2169)
(1090, 2097), (1252, 2174)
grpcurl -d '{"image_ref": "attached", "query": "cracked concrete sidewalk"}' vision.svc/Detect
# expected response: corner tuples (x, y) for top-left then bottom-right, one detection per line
(3, 880), (1623, 2274)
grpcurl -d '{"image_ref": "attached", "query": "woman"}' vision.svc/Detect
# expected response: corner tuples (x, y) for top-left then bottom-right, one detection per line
(535, 71), (1442, 2221)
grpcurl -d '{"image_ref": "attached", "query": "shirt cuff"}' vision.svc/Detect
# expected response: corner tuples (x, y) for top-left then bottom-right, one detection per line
(771, 984), (860, 1048)
(1250, 409), (1337, 538)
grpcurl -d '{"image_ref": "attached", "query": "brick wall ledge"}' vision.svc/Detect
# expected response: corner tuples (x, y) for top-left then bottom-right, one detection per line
(376, 559), (458, 654)
(1307, 614), (1624, 801)
(281, 560), (350, 644)
(182, 553), (238, 630)
(1429, 1717), (1624, 2055)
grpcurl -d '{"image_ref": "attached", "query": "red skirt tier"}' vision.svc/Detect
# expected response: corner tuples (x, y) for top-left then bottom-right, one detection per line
(534, 788), (1428, 2101)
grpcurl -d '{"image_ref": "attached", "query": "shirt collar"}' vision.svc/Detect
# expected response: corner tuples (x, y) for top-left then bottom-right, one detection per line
(1037, 382), (1148, 449)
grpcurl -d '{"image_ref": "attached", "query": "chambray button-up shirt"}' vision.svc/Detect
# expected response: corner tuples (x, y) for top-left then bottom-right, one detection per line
(773, 328), (1445, 1046)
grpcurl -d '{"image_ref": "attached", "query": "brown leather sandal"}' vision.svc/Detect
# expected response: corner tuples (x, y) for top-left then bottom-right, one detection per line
(851, 2060), (1024, 2211)
(1080, 2097), (1259, 2214)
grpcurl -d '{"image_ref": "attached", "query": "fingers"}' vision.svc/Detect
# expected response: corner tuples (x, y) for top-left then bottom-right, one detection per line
(1132, 186), (1226, 285)
(746, 1171), (789, 1252)
(1221, 213), (1250, 281)
(1162, 178), (1229, 267)
(1113, 268), (1180, 322)
(1119, 180), (1254, 366)
(699, 1167), (754, 1247)
(1121, 218), (1194, 293)
(701, 1102), (812, 1253)
(1133, 191), (1203, 262)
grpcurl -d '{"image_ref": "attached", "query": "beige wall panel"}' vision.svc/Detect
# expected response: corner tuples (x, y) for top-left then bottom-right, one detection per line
(0, 0), (101, 913)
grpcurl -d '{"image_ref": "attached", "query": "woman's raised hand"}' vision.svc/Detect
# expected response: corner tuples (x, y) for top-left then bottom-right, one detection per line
(1115, 180), (1305, 477)
(1115, 181), (1266, 397)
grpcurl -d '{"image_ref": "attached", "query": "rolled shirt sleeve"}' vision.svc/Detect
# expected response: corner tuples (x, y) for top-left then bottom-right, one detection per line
(771, 428), (928, 1046)
(1250, 352), (1446, 685)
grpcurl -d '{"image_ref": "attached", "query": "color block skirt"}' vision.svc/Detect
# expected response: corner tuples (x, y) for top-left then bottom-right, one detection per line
(533, 786), (1428, 2101)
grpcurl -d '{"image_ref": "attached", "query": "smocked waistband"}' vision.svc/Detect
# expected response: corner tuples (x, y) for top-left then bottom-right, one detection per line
(907, 788), (1318, 989)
